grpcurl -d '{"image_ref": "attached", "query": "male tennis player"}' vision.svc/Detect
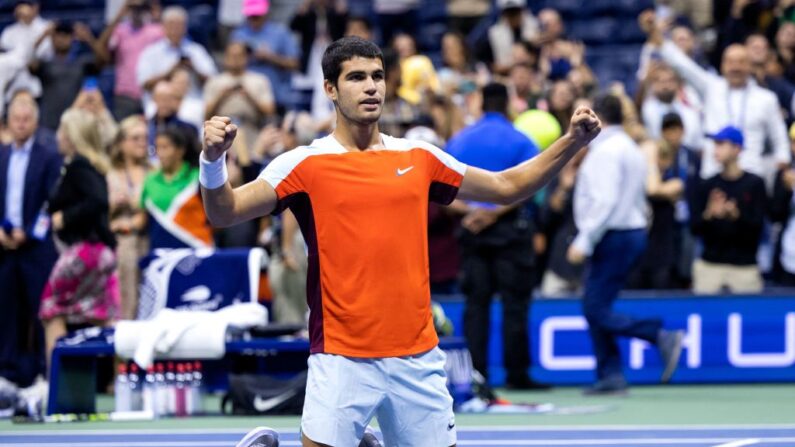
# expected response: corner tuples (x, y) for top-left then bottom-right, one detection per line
(200, 36), (601, 447)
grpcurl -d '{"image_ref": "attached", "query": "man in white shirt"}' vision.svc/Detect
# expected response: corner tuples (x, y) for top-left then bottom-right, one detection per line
(0, 0), (51, 101)
(136, 6), (217, 118)
(568, 94), (684, 395)
(641, 65), (703, 151)
(641, 11), (790, 186)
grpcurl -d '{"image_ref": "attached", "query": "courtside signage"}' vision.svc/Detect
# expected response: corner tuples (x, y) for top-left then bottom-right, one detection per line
(530, 296), (795, 384)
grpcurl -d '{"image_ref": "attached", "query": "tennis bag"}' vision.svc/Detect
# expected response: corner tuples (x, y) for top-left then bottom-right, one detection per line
(222, 371), (307, 415)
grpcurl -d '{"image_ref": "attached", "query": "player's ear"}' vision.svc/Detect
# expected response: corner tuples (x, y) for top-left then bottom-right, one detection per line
(324, 79), (338, 102)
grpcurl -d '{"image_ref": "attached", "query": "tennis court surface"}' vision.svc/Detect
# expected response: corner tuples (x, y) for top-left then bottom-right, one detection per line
(2, 385), (793, 447)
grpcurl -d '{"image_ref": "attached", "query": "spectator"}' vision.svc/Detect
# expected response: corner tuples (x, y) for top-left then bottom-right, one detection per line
(643, 11), (790, 185)
(290, 0), (348, 74)
(98, 0), (164, 120)
(568, 94), (683, 394)
(429, 95), (466, 143)
(107, 115), (151, 320)
(39, 108), (118, 375)
(30, 22), (102, 132)
(147, 80), (198, 158)
(690, 126), (766, 294)
(536, 8), (566, 45)
(660, 0), (713, 31)
(446, 0), (490, 37)
(0, 98), (61, 388)
(539, 154), (584, 297)
(137, 127), (213, 249)
(481, 0), (539, 75)
(344, 16), (373, 41)
(71, 87), (119, 152)
(137, 6), (217, 119)
(545, 79), (577, 131)
(745, 33), (795, 125)
(771, 124), (795, 286)
(380, 51), (419, 138)
(659, 112), (702, 287)
(374, 0), (420, 46)
(267, 112), (317, 323)
(393, 33), (441, 105)
(640, 64), (704, 150)
(0, 0), (51, 101)
(509, 62), (543, 115)
(446, 83), (545, 390)
(438, 32), (486, 102)
(169, 67), (205, 131)
(628, 138), (685, 289)
(775, 21), (795, 83)
(204, 41), (275, 159)
(232, 0), (300, 111)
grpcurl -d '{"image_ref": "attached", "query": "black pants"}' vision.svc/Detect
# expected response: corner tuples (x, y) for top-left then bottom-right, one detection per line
(0, 246), (55, 386)
(460, 242), (534, 384)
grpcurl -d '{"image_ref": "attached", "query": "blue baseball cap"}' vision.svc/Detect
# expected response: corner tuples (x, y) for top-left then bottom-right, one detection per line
(706, 126), (744, 148)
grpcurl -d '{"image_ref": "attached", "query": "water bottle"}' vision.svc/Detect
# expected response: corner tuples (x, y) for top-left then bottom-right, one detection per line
(129, 362), (143, 411)
(155, 363), (168, 417)
(142, 366), (158, 417)
(175, 363), (187, 417)
(114, 363), (131, 412)
(184, 363), (194, 415)
(191, 361), (203, 414)
(165, 362), (177, 416)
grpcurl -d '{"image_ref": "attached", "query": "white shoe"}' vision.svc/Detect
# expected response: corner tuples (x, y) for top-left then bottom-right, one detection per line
(236, 426), (279, 447)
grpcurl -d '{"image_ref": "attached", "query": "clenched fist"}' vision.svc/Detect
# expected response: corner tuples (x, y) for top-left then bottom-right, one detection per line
(203, 116), (238, 162)
(569, 106), (601, 146)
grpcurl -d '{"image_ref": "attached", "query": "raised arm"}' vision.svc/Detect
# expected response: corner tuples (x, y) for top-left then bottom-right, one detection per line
(200, 116), (278, 228)
(639, 10), (713, 97)
(457, 107), (601, 205)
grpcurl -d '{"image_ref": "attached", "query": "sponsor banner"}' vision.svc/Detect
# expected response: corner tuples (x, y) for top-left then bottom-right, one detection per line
(438, 296), (795, 385)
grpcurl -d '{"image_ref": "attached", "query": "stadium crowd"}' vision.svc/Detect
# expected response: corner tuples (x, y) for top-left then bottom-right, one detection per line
(2, 0), (795, 397)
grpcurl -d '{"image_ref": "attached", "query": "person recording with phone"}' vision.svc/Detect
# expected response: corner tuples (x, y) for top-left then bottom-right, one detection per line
(30, 20), (104, 132)
(136, 5), (216, 119)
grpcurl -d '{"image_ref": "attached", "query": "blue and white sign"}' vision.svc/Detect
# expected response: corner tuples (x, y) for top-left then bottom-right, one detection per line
(439, 296), (795, 385)
(138, 248), (266, 319)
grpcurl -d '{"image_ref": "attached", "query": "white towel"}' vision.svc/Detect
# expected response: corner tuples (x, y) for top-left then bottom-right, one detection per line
(115, 303), (268, 369)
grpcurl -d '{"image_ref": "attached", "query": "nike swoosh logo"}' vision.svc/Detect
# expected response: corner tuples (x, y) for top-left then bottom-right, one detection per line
(447, 423), (455, 430)
(252, 390), (296, 412)
(396, 166), (414, 176)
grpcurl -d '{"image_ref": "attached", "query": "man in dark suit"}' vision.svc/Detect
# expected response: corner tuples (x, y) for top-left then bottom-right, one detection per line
(0, 97), (62, 387)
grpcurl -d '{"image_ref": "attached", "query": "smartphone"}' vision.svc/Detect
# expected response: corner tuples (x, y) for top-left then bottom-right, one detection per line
(82, 76), (98, 91)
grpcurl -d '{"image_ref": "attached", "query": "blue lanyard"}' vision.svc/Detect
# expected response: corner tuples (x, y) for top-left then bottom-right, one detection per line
(726, 87), (749, 130)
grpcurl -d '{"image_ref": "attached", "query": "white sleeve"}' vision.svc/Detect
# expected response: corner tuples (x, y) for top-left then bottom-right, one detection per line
(136, 45), (155, 87)
(766, 93), (791, 165)
(659, 40), (714, 99)
(572, 148), (622, 256)
(189, 45), (218, 77)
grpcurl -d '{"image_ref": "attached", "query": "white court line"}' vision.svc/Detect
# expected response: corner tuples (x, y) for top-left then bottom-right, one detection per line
(2, 438), (795, 447)
(712, 440), (761, 447)
(5, 424), (795, 436)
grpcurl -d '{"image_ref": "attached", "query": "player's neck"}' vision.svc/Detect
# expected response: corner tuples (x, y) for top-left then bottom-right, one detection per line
(332, 121), (383, 152)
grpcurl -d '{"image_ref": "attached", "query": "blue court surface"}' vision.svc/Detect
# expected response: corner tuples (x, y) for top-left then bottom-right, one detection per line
(3, 426), (795, 447)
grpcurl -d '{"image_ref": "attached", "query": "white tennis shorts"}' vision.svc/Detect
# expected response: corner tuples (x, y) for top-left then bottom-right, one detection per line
(301, 347), (456, 447)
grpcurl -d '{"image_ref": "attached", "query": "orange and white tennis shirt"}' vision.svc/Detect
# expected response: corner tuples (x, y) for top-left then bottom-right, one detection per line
(259, 134), (468, 358)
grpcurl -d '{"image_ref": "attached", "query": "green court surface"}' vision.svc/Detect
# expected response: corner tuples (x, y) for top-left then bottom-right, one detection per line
(2, 384), (793, 432)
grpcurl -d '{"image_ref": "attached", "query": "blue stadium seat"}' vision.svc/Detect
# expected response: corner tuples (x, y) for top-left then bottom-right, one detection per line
(567, 17), (618, 45)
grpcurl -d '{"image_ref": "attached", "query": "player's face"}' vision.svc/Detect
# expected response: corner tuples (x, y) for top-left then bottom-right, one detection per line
(327, 56), (385, 125)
